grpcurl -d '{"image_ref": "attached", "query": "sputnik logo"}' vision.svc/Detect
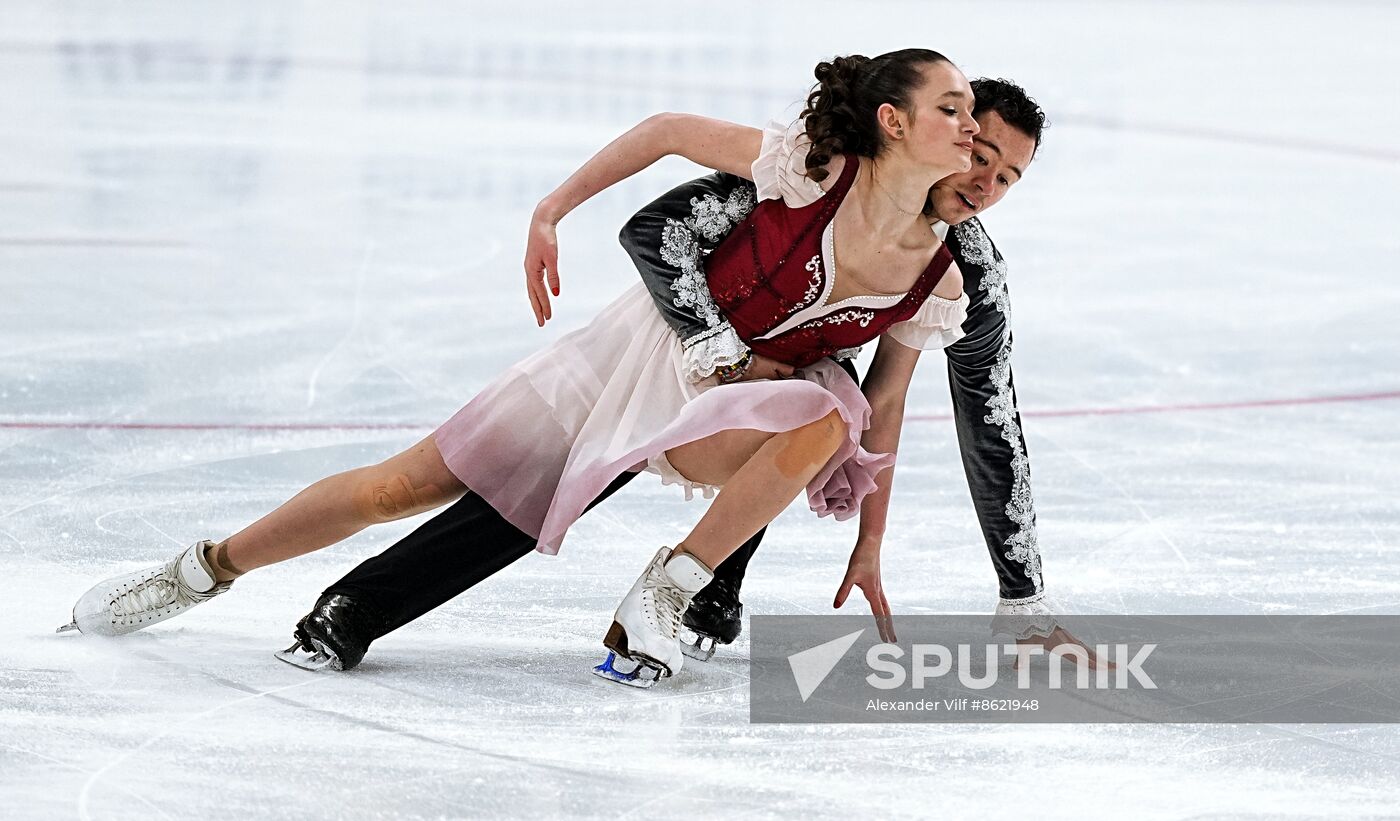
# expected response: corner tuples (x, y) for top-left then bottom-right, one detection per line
(787, 629), (865, 702)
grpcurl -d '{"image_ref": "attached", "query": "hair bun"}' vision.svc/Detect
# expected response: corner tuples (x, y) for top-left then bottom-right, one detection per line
(800, 49), (951, 183)
(813, 54), (871, 88)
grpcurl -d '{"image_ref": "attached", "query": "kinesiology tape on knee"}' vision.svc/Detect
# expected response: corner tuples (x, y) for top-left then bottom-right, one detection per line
(354, 474), (441, 523)
(773, 413), (844, 478)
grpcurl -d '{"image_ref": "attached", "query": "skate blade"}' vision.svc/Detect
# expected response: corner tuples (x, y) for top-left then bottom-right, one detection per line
(591, 652), (662, 689)
(274, 639), (343, 672)
(679, 627), (717, 663)
(55, 621), (80, 635)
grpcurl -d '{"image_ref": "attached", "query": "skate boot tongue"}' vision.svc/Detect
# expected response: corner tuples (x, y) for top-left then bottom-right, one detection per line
(178, 540), (220, 594)
(662, 552), (713, 595)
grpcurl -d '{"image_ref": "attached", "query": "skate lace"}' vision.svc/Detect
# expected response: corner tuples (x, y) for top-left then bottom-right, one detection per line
(112, 577), (177, 617)
(645, 576), (689, 639)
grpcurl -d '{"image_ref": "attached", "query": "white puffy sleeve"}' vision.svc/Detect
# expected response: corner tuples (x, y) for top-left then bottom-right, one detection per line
(750, 119), (827, 208)
(885, 291), (969, 350)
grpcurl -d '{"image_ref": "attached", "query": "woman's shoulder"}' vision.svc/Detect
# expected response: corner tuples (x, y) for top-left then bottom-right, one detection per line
(930, 256), (963, 300)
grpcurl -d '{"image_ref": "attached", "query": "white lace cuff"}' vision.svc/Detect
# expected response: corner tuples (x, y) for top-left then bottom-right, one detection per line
(833, 346), (863, 362)
(681, 322), (749, 382)
(991, 591), (1061, 640)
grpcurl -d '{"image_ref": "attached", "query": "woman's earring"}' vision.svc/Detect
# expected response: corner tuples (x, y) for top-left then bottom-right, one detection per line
(896, 127), (905, 138)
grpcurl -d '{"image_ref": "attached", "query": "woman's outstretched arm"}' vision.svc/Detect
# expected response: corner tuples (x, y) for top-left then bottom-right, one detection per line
(833, 335), (924, 641)
(524, 114), (762, 325)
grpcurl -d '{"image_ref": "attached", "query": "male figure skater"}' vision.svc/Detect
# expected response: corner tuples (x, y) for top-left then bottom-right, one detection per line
(281, 78), (1057, 671)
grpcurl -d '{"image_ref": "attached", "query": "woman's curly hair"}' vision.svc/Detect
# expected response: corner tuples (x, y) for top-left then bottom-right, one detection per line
(800, 49), (951, 183)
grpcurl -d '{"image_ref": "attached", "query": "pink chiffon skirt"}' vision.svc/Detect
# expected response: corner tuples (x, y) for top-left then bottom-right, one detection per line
(433, 283), (894, 554)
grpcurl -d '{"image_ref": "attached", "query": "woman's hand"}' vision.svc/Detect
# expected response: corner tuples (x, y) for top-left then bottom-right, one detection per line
(834, 540), (896, 642)
(524, 209), (561, 327)
(734, 354), (795, 381)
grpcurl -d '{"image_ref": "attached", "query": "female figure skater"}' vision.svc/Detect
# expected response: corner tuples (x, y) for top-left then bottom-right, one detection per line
(64, 48), (976, 685)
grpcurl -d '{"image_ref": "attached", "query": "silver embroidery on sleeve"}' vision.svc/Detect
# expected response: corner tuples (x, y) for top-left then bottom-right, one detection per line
(660, 185), (757, 380)
(661, 221), (723, 329)
(954, 220), (1044, 593)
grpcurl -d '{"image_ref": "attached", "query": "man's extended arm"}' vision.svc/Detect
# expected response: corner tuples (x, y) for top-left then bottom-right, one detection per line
(943, 218), (1050, 616)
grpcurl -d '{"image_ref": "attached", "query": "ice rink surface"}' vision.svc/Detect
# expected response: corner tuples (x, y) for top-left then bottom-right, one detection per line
(3, 1), (1400, 817)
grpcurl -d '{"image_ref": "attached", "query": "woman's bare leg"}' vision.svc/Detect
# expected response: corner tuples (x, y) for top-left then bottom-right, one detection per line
(663, 409), (846, 571)
(207, 436), (466, 580)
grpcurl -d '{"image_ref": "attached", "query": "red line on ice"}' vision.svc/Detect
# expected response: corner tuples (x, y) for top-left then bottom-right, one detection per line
(3, 390), (1398, 433)
(906, 389), (1400, 422)
(0, 420), (427, 432)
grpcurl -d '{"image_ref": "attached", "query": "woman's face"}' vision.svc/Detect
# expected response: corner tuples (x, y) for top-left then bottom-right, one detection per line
(896, 61), (978, 175)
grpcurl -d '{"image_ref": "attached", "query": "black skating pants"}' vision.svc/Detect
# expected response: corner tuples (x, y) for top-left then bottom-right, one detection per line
(324, 473), (762, 640)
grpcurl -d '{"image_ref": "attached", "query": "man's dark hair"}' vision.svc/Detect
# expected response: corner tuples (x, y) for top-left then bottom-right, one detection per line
(970, 78), (1048, 155)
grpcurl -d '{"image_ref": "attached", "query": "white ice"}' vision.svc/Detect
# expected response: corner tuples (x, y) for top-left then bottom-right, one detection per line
(3, 1), (1399, 818)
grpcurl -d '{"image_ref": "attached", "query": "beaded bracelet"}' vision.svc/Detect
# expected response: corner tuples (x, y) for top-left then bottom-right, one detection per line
(715, 352), (753, 384)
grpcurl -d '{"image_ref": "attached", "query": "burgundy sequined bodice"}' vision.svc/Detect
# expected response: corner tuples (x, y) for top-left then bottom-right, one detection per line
(704, 153), (954, 368)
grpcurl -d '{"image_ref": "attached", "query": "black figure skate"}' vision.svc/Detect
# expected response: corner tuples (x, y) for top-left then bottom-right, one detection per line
(679, 573), (743, 662)
(275, 593), (389, 672)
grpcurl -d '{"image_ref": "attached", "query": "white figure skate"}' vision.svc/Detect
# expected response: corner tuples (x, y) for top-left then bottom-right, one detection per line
(593, 546), (712, 688)
(57, 541), (232, 636)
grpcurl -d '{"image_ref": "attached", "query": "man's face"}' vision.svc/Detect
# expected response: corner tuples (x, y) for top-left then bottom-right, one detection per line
(929, 111), (1036, 226)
